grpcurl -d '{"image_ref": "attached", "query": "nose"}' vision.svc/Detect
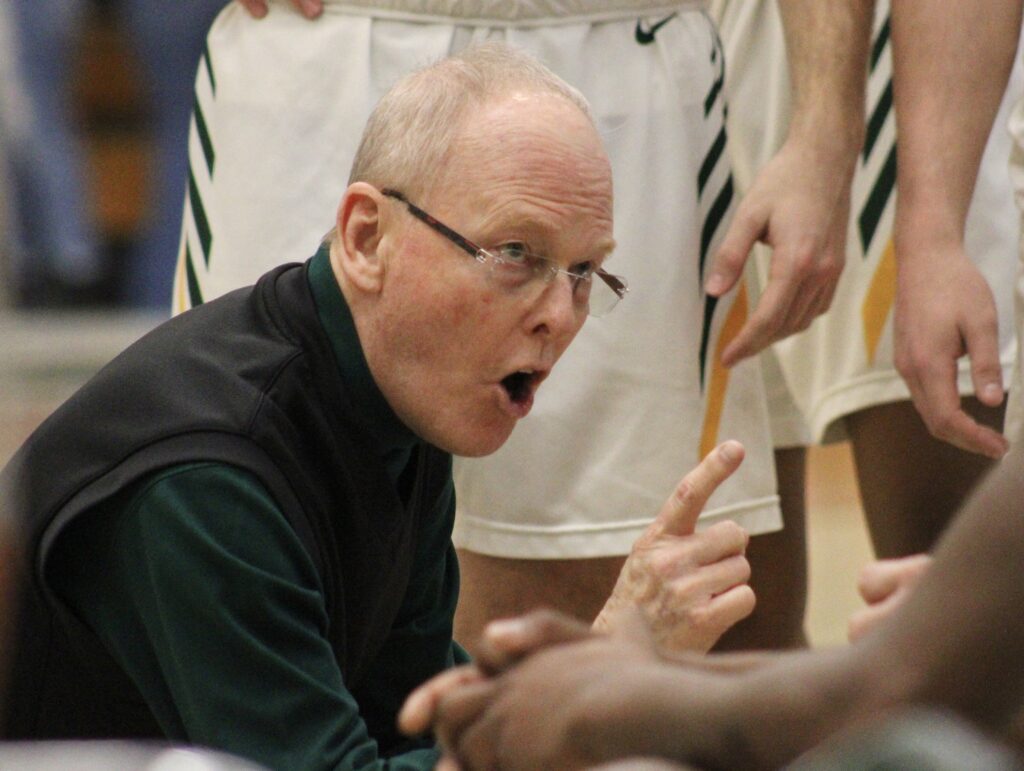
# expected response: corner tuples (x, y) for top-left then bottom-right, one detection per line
(528, 272), (586, 341)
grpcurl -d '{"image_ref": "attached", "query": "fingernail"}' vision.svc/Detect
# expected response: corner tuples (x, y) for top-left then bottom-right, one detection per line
(705, 274), (725, 295)
(982, 383), (1004, 404)
(719, 441), (738, 462)
(301, 0), (323, 17)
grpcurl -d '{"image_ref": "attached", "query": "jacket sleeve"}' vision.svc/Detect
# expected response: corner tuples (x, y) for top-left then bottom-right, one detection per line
(50, 462), (439, 771)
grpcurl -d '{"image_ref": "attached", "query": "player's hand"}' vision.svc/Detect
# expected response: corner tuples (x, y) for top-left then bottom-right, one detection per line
(398, 610), (593, 739)
(894, 239), (1007, 458)
(592, 441), (755, 653)
(848, 554), (932, 642)
(705, 139), (852, 366)
(398, 664), (487, 740)
(236, 0), (322, 19)
(429, 609), (679, 771)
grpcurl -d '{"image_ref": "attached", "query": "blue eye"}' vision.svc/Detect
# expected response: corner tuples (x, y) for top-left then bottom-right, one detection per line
(569, 262), (595, 280)
(495, 243), (530, 264)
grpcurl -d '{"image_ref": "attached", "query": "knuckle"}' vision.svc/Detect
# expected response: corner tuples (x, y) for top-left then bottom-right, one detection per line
(665, 574), (700, 606)
(759, 312), (784, 338)
(791, 251), (815, 275)
(816, 254), (839, 279)
(930, 413), (958, 438)
(736, 555), (752, 583)
(906, 351), (929, 374)
(649, 550), (682, 577)
(681, 600), (712, 630)
(715, 247), (744, 273)
(736, 585), (757, 615)
(673, 481), (694, 505)
(710, 520), (747, 547)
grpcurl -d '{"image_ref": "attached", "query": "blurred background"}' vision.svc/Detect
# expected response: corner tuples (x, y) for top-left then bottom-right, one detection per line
(0, 0), (876, 647)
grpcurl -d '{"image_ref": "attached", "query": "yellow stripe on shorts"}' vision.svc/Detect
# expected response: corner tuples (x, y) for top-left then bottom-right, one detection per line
(700, 280), (749, 459)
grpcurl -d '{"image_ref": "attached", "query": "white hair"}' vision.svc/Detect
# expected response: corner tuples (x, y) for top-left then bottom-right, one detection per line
(348, 41), (594, 200)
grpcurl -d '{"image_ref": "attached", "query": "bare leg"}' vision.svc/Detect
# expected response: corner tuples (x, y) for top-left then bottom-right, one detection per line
(713, 446), (809, 650)
(456, 448), (809, 652)
(454, 551), (625, 653)
(845, 397), (1004, 558)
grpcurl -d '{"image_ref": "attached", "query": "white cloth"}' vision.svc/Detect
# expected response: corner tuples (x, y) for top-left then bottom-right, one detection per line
(173, 1), (782, 559)
(1004, 47), (1024, 442)
(713, 0), (1021, 446)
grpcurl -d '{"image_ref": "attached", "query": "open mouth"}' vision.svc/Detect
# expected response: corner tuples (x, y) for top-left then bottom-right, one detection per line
(501, 370), (539, 406)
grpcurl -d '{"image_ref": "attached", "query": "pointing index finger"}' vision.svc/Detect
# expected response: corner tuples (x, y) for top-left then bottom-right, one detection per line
(650, 441), (745, 538)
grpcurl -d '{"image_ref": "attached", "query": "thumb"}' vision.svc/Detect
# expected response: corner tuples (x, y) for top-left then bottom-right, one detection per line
(962, 309), (1005, 408)
(857, 555), (932, 604)
(706, 204), (765, 297)
(649, 441), (744, 538)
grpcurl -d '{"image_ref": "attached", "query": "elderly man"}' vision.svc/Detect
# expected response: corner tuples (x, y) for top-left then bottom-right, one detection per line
(174, 0), (879, 654)
(0, 44), (753, 769)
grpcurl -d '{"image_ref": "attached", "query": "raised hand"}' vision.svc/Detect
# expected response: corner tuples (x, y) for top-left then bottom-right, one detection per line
(593, 440), (755, 653)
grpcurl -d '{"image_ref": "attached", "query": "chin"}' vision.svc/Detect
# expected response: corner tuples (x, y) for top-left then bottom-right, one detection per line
(430, 422), (516, 458)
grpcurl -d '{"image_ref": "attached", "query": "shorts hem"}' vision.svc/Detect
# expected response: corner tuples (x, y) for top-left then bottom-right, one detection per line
(452, 494), (782, 558)
(808, 359), (1015, 445)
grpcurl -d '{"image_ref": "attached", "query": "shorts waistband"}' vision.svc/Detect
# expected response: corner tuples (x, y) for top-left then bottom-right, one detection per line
(325, 1), (706, 25)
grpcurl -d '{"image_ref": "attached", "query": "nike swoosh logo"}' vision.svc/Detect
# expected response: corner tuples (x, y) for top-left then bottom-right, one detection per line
(635, 13), (678, 45)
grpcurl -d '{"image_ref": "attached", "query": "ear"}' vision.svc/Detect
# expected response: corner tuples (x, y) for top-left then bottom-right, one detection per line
(333, 182), (388, 294)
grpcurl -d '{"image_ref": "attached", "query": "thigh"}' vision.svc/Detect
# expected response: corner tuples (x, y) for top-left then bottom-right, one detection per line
(714, 446), (808, 651)
(453, 550), (625, 651)
(845, 397), (1005, 558)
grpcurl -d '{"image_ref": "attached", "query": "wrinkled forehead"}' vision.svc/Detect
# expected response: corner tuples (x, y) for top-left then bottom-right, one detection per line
(427, 91), (613, 231)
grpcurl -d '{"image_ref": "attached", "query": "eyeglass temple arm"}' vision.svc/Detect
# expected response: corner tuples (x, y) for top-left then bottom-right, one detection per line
(386, 188), (627, 299)
(597, 269), (628, 299)
(381, 188), (482, 258)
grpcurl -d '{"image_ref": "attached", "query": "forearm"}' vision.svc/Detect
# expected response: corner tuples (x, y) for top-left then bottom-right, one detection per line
(659, 647), (781, 674)
(891, 0), (1021, 245)
(778, 0), (875, 162)
(624, 650), (878, 770)
(854, 440), (1024, 730)
(716, 441), (1024, 764)
(736, 444), (1024, 760)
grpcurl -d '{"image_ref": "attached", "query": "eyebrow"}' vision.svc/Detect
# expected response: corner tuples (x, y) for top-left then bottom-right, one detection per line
(476, 209), (616, 262)
(592, 237), (618, 264)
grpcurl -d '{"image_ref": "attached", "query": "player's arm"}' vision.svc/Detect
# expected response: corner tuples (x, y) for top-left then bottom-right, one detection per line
(709, 0), (875, 365)
(889, 0), (1021, 458)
